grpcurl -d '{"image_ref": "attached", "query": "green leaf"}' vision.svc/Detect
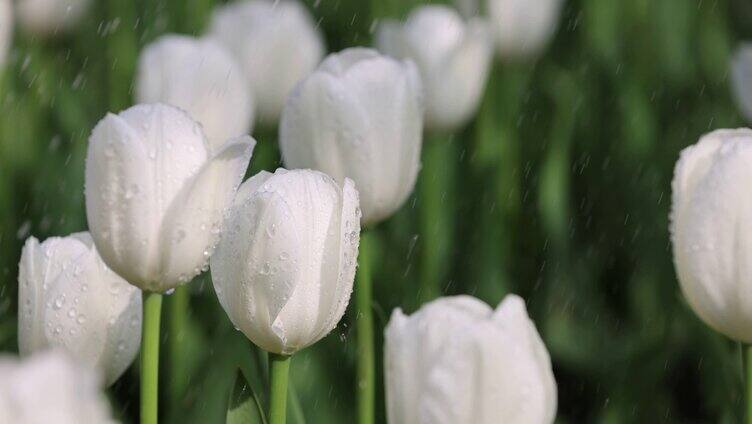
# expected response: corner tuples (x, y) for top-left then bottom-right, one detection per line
(227, 369), (267, 424)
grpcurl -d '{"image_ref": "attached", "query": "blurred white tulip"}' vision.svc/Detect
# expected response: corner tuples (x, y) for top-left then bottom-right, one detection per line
(0, 0), (11, 68)
(211, 168), (360, 355)
(18, 232), (141, 386)
(208, 0), (325, 125)
(280, 48), (423, 225)
(135, 34), (255, 150)
(454, 0), (563, 60)
(16, 0), (90, 36)
(671, 128), (752, 342)
(385, 295), (557, 424)
(85, 103), (255, 292)
(376, 5), (492, 131)
(731, 45), (752, 123)
(0, 350), (114, 423)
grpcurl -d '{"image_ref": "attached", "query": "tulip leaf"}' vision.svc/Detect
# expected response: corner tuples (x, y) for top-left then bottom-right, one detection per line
(227, 369), (267, 424)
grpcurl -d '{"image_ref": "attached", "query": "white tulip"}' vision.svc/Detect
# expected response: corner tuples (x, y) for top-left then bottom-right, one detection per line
(135, 34), (255, 150)
(16, 0), (90, 36)
(85, 103), (255, 292)
(0, 0), (11, 68)
(731, 45), (752, 123)
(211, 168), (360, 355)
(454, 0), (563, 59)
(670, 128), (752, 342)
(208, 0), (325, 125)
(0, 350), (114, 424)
(280, 48), (423, 225)
(18, 232), (141, 386)
(376, 5), (492, 131)
(385, 295), (557, 424)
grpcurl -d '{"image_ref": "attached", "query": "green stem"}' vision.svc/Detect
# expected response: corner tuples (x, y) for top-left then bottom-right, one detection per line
(356, 232), (375, 424)
(418, 137), (456, 305)
(745, 344), (752, 424)
(269, 353), (291, 424)
(141, 292), (163, 424)
(168, 286), (189, 407)
(470, 65), (532, 300)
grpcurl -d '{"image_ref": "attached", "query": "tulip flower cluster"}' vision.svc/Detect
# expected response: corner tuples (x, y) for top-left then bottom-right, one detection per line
(11, 0), (752, 422)
(6, 0), (568, 423)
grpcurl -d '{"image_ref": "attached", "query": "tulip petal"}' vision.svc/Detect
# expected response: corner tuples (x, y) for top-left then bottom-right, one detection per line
(44, 248), (141, 386)
(135, 35), (255, 150)
(428, 18), (492, 130)
(310, 178), (360, 342)
(210, 171), (274, 327)
(494, 296), (558, 423)
(280, 70), (370, 188)
(402, 6), (465, 72)
(17, 237), (47, 355)
(673, 131), (752, 342)
(342, 56), (423, 224)
(385, 309), (422, 424)
(212, 169), (301, 353)
(18, 235), (91, 356)
(93, 265), (141, 386)
(159, 136), (255, 289)
(268, 171), (342, 352)
(85, 112), (160, 285)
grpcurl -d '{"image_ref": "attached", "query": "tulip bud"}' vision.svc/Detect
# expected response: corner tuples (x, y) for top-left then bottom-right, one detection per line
(211, 168), (361, 355)
(670, 129), (752, 342)
(731, 45), (752, 123)
(208, 0), (325, 125)
(280, 48), (423, 225)
(0, 0), (11, 68)
(454, 0), (563, 60)
(18, 232), (141, 386)
(376, 5), (492, 131)
(85, 103), (255, 292)
(16, 0), (90, 36)
(0, 350), (114, 423)
(385, 295), (557, 424)
(135, 34), (255, 150)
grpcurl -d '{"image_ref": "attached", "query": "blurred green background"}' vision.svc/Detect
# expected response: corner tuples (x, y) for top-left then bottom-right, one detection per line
(1, 0), (752, 422)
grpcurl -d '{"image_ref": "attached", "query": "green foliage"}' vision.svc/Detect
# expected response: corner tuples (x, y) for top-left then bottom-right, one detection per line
(227, 370), (266, 424)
